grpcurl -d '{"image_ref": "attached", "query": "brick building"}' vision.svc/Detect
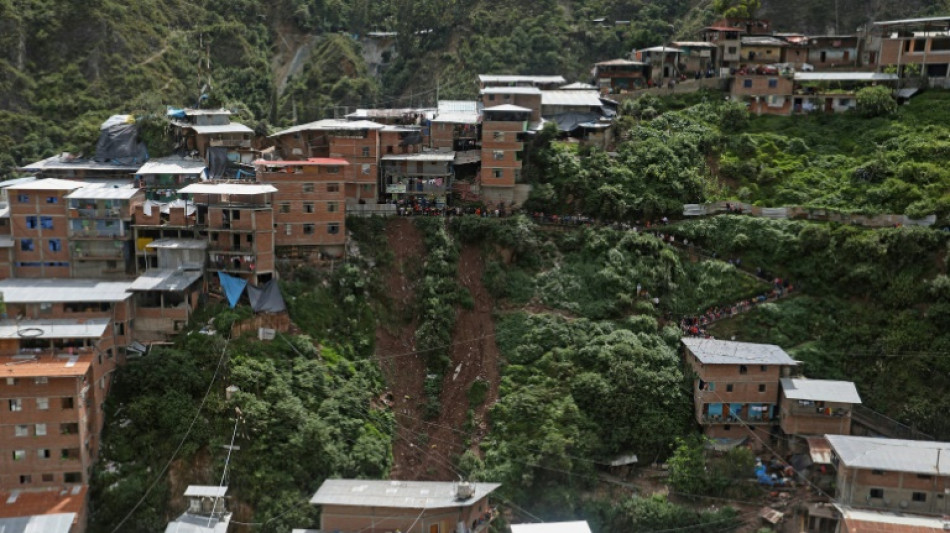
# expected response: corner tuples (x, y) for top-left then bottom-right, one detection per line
(0, 486), (87, 533)
(65, 187), (142, 278)
(682, 337), (797, 448)
(177, 183), (277, 284)
(269, 119), (385, 206)
(731, 74), (795, 115)
(0, 319), (116, 491)
(4, 179), (85, 279)
(255, 159), (348, 259)
(477, 74), (566, 90)
(478, 105), (534, 207)
(308, 479), (499, 533)
(778, 378), (861, 437)
(593, 59), (650, 93)
(827, 435), (950, 516)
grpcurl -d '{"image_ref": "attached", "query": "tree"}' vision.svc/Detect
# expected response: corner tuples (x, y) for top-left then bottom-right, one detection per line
(712, 0), (761, 19)
(856, 85), (897, 118)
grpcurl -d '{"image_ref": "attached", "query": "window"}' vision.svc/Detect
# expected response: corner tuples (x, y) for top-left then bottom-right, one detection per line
(327, 183), (340, 193)
(869, 488), (884, 499)
(9, 399), (22, 412)
(15, 425), (29, 437)
(723, 424), (731, 431)
(493, 170), (503, 179)
(743, 79), (753, 88)
(326, 166), (340, 174)
(48, 239), (62, 252)
(362, 146), (370, 157)
(760, 365), (767, 372)
(61, 397), (74, 409)
(279, 203), (290, 213)
(46, 196), (58, 204)
(246, 234), (253, 244)
(871, 469), (885, 476)
(304, 203), (315, 214)
(231, 209), (241, 220)
(285, 224), (292, 235)
(328, 202), (339, 213)
(726, 384), (734, 392)
(19, 475), (31, 484)
(20, 239), (34, 252)
(26, 216), (37, 228)
(839, 98), (852, 107)
(37, 397), (48, 410)
(6, 377), (17, 385)
(328, 223), (340, 235)
(493, 131), (504, 140)
(361, 163), (370, 175)
(303, 224), (315, 235)
(41, 473), (54, 482)
(12, 450), (25, 461)
(918, 474), (933, 479)
(61, 448), (80, 460)
(728, 46), (737, 54)
(489, 94), (496, 101)
(40, 216), (53, 229)
(35, 423), (47, 436)
(60, 423), (79, 435)
(38, 449), (51, 459)
(17, 194), (29, 203)
(40, 303), (52, 314)
(758, 384), (766, 392)
(739, 365), (748, 374)
(913, 492), (927, 502)
(493, 150), (504, 161)
(64, 472), (82, 483)
(303, 183), (315, 193)
(768, 78), (778, 88)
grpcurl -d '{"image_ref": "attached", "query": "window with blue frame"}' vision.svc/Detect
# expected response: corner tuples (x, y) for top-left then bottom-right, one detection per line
(17, 194), (29, 203)
(40, 217), (53, 229)
(25, 216), (37, 229)
(20, 239), (34, 252)
(48, 239), (62, 252)
(46, 196), (58, 204)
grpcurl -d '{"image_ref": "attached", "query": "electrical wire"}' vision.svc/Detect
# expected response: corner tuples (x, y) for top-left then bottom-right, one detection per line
(109, 335), (232, 533)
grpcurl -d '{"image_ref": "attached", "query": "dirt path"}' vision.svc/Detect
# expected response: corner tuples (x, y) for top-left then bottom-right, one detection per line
(374, 218), (429, 480)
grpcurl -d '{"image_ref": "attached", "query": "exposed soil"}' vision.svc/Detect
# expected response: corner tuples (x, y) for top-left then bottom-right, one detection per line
(376, 219), (501, 480)
(373, 218), (429, 479)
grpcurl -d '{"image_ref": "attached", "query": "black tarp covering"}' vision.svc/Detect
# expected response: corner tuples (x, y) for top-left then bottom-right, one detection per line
(247, 279), (287, 313)
(207, 147), (229, 179)
(94, 124), (148, 164)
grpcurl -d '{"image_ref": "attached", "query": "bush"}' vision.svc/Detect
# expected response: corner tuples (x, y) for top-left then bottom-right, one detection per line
(856, 85), (897, 118)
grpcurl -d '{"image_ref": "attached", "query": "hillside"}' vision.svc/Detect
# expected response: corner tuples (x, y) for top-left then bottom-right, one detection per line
(4, 0), (949, 178)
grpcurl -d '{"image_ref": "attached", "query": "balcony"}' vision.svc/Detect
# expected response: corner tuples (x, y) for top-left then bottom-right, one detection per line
(209, 139), (252, 148)
(69, 207), (125, 220)
(209, 253), (259, 274)
(72, 249), (125, 260)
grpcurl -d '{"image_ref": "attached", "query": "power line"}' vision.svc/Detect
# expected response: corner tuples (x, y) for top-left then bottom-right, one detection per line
(110, 336), (232, 533)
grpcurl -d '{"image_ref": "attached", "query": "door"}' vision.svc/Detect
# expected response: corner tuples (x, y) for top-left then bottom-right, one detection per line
(429, 523), (440, 533)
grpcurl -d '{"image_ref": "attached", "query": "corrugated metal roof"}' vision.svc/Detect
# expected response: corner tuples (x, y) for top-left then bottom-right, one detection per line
(806, 436), (833, 464)
(270, 119), (385, 138)
(541, 90), (603, 107)
(483, 104), (533, 113)
(595, 58), (647, 67)
(65, 187), (141, 200)
(163, 512), (231, 533)
(681, 337), (797, 365)
(137, 158), (208, 175)
(780, 378), (862, 403)
(639, 46), (684, 53)
(184, 109), (231, 116)
(128, 269), (203, 292)
(3, 178), (85, 191)
(560, 82), (598, 89)
(309, 479), (501, 509)
(146, 239), (208, 250)
(253, 158), (349, 166)
(480, 86), (542, 95)
(186, 123), (254, 135)
(18, 155), (142, 172)
(873, 15), (950, 26)
(0, 513), (76, 533)
(183, 486), (228, 498)
(438, 100), (478, 113)
(0, 279), (133, 303)
(794, 72), (898, 82)
(382, 152), (456, 162)
(511, 522), (592, 533)
(0, 318), (110, 340)
(178, 183), (277, 195)
(672, 41), (718, 48)
(479, 74), (566, 84)
(826, 435), (950, 475)
(431, 112), (480, 124)
(0, 177), (38, 188)
(835, 505), (950, 532)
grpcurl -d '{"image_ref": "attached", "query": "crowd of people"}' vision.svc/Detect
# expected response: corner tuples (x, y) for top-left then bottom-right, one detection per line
(681, 276), (795, 337)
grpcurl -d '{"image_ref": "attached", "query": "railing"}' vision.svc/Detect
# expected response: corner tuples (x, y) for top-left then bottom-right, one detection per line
(852, 405), (934, 440)
(209, 139), (251, 148)
(68, 230), (126, 239)
(70, 207), (125, 219)
(72, 250), (125, 260)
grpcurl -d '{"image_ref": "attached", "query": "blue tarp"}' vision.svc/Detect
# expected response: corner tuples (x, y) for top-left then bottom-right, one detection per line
(167, 108), (187, 119)
(707, 403), (723, 416)
(218, 272), (247, 308)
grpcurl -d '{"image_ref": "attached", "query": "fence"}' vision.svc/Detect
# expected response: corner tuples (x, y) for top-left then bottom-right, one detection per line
(851, 404), (934, 441)
(682, 201), (936, 228)
(346, 204), (398, 217)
